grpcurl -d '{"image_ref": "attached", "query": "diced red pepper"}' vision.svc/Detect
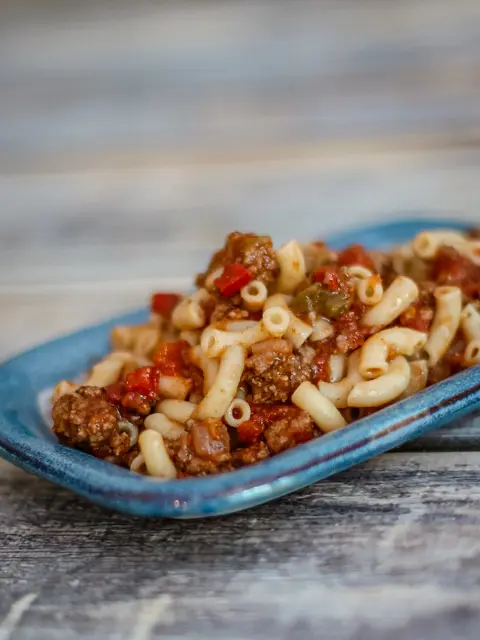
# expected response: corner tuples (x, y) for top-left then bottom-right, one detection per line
(399, 300), (433, 333)
(312, 340), (334, 383)
(124, 366), (160, 401)
(337, 244), (375, 271)
(104, 382), (126, 405)
(250, 404), (301, 423)
(311, 265), (344, 292)
(238, 404), (313, 445)
(334, 306), (370, 353)
(432, 246), (480, 299)
(152, 340), (190, 377)
(237, 417), (265, 445)
(121, 391), (152, 415)
(214, 263), (253, 297)
(151, 292), (181, 317)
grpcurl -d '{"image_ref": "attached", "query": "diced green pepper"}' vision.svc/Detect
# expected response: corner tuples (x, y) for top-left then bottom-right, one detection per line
(290, 283), (351, 318)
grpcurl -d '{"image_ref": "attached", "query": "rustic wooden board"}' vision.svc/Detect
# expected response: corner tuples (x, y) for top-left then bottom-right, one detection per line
(2, 453), (480, 640)
(2, 1), (480, 636)
(1, 0), (480, 170)
(1, 147), (480, 290)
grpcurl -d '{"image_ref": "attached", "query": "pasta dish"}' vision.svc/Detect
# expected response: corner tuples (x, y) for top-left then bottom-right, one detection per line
(51, 228), (480, 478)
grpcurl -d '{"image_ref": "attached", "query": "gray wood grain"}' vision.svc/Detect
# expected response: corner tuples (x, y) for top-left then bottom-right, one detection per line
(1, 0), (480, 170)
(2, 2), (480, 637)
(1, 147), (480, 290)
(2, 453), (480, 640)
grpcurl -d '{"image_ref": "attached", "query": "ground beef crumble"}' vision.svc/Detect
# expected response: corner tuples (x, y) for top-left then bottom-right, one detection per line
(334, 306), (371, 353)
(399, 281), (435, 332)
(197, 232), (279, 287)
(209, 299), (251, 323)
(166, 418), (233, 476)
(52, 386), (134, 464)
(432, 246), (480, 300)
(243, 345), (314, 403)
(232, 441), (270, 466)
(264, 411), (315, 454)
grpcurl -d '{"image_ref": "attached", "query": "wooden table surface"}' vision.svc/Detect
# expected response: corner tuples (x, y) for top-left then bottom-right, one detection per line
(1, 1), (480, 638)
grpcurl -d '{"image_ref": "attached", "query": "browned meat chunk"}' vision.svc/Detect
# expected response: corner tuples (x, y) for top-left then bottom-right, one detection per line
(167, 419), (232, 476)
(52, 386), (132, 463)
(369, 250), (395, 284)
(399, 280), (435, 333)
(232, 442), (270, 467)
(264, 411), (315, 454)
(428, 337), (466, 385)
(198, 232), (279, 287)
(243, 346), (313, 403)
(432, 246), (480, 300)
(209, 300), (251, 323)
(334, 308), (372, 354)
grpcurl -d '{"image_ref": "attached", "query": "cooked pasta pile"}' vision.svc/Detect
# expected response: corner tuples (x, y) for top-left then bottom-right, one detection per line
(51, 229), (480, 478)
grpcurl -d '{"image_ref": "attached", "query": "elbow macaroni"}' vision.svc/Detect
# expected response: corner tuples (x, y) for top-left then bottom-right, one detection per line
(277, 240), (306, 294)
(465, 340), (480, 365)
(359, 327), (428, 379)
(461, 303), (480, 342)
(356, 275), (384, 306)
(172, 297), (206, 331)
(292, 381), (346, 432)
(157, 399), (197, 424)
(138, 430), (177, 479)
(425, 286), (462, 366)
(401, 360), (429, 399)
(318, 350), (363, 409)
(348, 356), (411, 408)
(241, 280), (268, 311)
(144, 413), (185, 440)
(412, 230), (467, 259)
(362, 276), (419, 327)
(310, 317), (334, 342)
(195, 344), (245, 420)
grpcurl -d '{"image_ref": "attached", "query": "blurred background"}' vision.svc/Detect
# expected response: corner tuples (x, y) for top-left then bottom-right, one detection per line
(1, 0), (479, 358)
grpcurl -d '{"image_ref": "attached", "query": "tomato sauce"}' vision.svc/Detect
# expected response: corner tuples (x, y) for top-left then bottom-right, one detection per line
(432, 246), (480, 299)
(338, 244), (376, 271)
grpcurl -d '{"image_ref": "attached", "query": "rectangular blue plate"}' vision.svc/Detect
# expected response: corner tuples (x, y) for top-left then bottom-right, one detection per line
(0, 218), (479, 518)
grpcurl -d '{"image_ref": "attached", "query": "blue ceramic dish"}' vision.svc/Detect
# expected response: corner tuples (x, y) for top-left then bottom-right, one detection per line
(0, 218), (479, 518)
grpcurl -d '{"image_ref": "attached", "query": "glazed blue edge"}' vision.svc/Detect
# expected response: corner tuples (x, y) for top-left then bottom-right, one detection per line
(0, 216), (478, 518)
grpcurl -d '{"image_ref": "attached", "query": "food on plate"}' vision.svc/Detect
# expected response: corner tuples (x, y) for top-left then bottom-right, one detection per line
(51, 228), (480, 478)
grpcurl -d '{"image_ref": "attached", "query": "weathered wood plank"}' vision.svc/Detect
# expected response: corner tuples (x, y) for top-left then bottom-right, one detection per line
(1, 0), (480, 169)
(2, 2), (480, 637)
(1, 147), (479, 290)
(1, 453), (480, 640)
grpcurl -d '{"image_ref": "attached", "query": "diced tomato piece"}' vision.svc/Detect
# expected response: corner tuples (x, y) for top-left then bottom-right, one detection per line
(104, 382), (126, 405)
(239, 404), (313, 445)
(121, 391), (152, 415)
(152, 340), (190, 376)
(151, 292), (181, 317)
(214, 263), (253, 297)
(338, 244), (375, 271)
(399, 301), (434, 333)
(334, 306), (370, 353)
(250, 404), (301, 424)
(237, 417), (265, 445)
(311, 265), (352, 298)
(312, 265), (339, 289)
(312, 340), (334, 383)
(432, 246), (480, 299)
(124, 366), (160, 401)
